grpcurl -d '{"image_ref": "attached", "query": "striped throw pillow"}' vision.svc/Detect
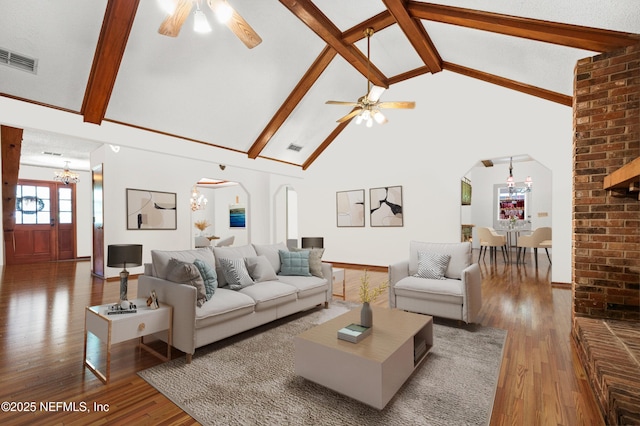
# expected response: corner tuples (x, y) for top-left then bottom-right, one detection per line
(219, 258), (254, 290)
(414, 251), (451, 280)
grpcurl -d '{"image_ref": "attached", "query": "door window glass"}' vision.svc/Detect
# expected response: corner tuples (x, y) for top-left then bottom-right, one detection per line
(58, 187), (73, 224)
(16, 185), (51, 225)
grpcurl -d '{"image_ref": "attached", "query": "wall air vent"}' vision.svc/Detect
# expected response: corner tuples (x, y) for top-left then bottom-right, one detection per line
(287, 143), (303, 152)
(0, 48), (38, 74)
(42, 151), (63, 156)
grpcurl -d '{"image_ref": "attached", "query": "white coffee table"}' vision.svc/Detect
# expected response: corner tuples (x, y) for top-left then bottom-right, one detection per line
(295, 307), (433, 409)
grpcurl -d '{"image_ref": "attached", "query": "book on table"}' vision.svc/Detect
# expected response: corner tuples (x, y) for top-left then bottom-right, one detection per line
(337, 323), (371, 343)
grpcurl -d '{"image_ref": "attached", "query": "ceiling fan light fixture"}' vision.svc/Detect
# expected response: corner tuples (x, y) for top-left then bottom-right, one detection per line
(157, 0), (176, 15)
(212, 1), (233, 24)
(193, 9), (212, 33)
(373, 111), (386, 124)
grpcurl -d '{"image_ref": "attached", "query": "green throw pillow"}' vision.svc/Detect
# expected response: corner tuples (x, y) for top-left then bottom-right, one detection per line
(278, 250), (312, 277)
(193, 259), (218, 300)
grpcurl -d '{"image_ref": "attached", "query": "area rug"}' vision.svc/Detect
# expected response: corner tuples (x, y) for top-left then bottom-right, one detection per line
(138, 302), (506, 425)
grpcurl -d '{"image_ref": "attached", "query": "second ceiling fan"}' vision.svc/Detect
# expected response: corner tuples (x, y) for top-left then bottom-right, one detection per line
(326, 28), (415, 127)
(158, 0), (262, 49)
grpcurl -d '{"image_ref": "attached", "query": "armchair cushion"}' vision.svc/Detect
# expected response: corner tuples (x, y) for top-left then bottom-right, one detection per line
(414, 251), (450, 280)
(409, 241), (471, 280)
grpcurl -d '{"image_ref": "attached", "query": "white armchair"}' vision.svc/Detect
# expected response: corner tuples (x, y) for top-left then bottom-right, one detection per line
(389, 241), (482, 324)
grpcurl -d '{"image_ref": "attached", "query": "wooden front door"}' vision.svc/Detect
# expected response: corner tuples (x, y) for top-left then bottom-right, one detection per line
(5, 180), (76, 264)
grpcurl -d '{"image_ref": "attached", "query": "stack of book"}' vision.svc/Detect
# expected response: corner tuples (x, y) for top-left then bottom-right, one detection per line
(337, 323), (371, 343)
(106, 303), (138, 315)
(414, 338), (427, 363)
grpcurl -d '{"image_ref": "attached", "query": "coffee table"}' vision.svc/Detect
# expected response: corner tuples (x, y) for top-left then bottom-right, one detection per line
(294, 307), (433, 409)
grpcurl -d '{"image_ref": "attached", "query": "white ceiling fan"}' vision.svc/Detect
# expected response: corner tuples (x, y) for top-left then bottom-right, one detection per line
(326, 28), (415, 127)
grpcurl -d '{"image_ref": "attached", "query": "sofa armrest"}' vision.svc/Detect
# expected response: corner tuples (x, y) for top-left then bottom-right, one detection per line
(321, 262), (333, 305)
(388, 260), (409, 308)
(460, 263), (482, 323)
(137, 275), (197, 356)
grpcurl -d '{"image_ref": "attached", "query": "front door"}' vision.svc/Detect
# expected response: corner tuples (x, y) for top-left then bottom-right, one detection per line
(6, 180), (76, 264)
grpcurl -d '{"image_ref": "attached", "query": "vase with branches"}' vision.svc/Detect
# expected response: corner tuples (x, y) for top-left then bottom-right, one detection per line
(359, 270), (388, 327)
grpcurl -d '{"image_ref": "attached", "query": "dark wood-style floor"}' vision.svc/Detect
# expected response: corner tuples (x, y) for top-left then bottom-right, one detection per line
(0, 250), (602, 425)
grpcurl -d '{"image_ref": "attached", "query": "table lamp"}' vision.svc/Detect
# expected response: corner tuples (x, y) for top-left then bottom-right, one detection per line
(301, 237), (324, 249)
(107, 244), (142, 302)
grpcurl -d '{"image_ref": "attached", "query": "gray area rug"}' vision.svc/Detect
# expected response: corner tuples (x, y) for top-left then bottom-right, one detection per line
(138, 302), (506, 425)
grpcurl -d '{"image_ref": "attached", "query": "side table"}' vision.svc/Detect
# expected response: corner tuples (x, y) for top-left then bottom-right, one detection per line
(84, 298), (173, 384)
(332, 268), (346, 300)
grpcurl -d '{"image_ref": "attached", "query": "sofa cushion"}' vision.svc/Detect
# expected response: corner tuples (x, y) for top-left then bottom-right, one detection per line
(195, 288), (255, 329)
(279, 250), (312, 277)
(240, 281), (297, 311)
(245, 255), (278, 283)
(213, 244), (258, 286)
(409, 241), (471, 280)
(414, 251), (450, 280)
(151, 248), (215, 280)
(276, 274), (328, 298)
(165, 258), (208, 307)
(394, 276), (464, 305)
(194, 259), (218, 299)
(253, 242), (288, 274)
(290, 247), (325, 278)
(219, 258), (254, 290)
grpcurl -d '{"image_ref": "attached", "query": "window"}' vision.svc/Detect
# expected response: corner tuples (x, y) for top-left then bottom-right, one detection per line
(58, 187), (72, 224)
(16, 185), (51, 225)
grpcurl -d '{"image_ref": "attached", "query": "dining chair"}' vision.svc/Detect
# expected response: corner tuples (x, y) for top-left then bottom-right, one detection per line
(517, 227), (552, 267)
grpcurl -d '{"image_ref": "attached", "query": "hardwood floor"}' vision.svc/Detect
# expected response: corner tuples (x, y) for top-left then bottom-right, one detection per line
(0, 252), (602, 425)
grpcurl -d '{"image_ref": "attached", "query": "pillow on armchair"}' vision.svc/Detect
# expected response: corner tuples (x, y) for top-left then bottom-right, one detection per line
(409, 241), (471, 279)
(414, 251), (451, 280)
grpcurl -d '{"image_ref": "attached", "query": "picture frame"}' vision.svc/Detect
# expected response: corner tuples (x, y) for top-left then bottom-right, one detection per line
(461, 178), (472, 206)
(229, 204), (246, 228)
(126, 188), (177, 230)
(370, 186), (403, 227)
(336, 189), (365, 227)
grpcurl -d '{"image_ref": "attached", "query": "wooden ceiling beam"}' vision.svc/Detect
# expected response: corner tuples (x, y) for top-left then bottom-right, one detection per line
(444, 61), (572, 106)
(382, 0), (442, 73)
(278, 0), (388, 88)
(302, 113), (354, 170)
(388, 66), (431, 86)
(342, 11), (397, 44)
(408, 2), (640, 52)
(248, 46), (338, 159)
(82, 0), (140, 124)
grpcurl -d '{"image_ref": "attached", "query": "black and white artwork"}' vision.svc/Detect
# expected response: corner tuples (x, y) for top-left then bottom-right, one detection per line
(126, 188), (177, 230)
(370, 186), (403, 227)
(336, 189), (365, 227)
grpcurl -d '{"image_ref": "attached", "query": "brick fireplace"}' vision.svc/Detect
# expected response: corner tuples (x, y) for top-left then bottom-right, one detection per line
(572, 43), (639, 425)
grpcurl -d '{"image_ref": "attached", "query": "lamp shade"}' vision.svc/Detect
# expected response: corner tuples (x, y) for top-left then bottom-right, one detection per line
(301, 237), (324, 249)
(107, 244), (142, 268)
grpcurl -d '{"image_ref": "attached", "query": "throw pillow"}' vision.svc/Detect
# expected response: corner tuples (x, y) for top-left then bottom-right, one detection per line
(414, 251), (451, 280)
(278, 250), (312, 277)
(193, 259), (218, 300)
(252, 242), (288, 274)
(166, 258), (208, 307)
(245, 255), (278, 283)
(291, 247), (325, 278)
(219, 257), (254, 290)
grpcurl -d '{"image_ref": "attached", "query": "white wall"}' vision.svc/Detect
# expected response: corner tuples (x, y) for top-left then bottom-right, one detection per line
(295, 72), (572, 283)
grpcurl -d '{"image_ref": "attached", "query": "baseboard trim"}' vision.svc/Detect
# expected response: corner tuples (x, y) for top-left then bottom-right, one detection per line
(551, 281), (571, 289)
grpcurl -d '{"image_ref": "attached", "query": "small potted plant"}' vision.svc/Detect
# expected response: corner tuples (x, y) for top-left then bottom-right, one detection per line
(194, 219), (211, 236)
(359, 270), (388, 327)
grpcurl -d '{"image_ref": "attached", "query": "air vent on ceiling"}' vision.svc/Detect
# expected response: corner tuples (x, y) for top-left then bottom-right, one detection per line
(0, 48), (38, 74)
(42, 151), (63, 156)
(287, 143), (303, 152)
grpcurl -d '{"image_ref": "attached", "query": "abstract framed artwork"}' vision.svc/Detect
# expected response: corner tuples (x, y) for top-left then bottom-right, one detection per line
(229, 204), (246, 228)
(336, 189), (365, 227)
(461, 178), (472, 206)
(126, 188), (176, 230)
(370, 186), (403, 227)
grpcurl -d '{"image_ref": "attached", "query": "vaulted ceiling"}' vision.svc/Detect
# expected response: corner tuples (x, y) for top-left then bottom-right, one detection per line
(1, 0), (638, 171)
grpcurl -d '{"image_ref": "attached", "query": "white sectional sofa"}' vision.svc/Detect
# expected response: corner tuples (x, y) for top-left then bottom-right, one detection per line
(137, 243), (332, 362)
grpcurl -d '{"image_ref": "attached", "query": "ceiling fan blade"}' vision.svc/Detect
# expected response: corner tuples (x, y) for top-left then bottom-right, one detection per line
(326, 100), (359, 106)
(367, 85), (386, 103)
(207, 0), (262, 49)
(336, 109), (362, 123)
(158, 0), (193, 37)
(377, 101), (416, 109)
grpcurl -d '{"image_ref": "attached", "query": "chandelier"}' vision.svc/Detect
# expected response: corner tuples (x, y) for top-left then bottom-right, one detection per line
(54, 161), (79, 185)
(190, 186), (208, 211)
(506, 157), (533, 194)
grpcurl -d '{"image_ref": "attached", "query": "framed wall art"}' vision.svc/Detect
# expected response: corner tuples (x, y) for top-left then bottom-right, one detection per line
(370, 186), (403, 227)
(461, 178), (472, 206)
(229, 204), (246, 228)
(126, 188), (177, 230)
(336, 189), (365, 227)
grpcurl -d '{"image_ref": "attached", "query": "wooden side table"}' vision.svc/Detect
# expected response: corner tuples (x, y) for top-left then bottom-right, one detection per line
(84, 298), (173, 384)
(332, 268), (346, 300)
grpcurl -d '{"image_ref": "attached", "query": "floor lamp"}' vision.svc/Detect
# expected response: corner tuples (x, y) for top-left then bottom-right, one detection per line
(107, 244), (143, 303)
